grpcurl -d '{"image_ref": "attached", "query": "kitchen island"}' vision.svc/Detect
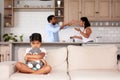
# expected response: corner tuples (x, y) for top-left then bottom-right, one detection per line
(0, 42), (120, 61)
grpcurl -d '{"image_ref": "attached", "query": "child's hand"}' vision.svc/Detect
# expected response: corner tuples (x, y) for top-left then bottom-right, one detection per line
(41, 59), (47, 66)
(39, 52), (45, 59)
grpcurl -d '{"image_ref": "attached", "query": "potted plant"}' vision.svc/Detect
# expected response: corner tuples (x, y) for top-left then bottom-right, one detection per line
(19, 34), (23, 42)
(3, 33), (18, 42)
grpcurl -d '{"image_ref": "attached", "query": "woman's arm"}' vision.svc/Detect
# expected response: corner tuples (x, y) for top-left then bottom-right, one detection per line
(80, 27), (92, 38)
(74, 27), (92, 38)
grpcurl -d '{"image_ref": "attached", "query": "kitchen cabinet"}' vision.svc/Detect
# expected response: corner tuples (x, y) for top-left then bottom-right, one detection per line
(4, 0), (65, 27)
(81, 0), (96, 20)
(64, 0), (69, 23)
(96, 0), (111, 21)
(55, 0), (64, 23)
(68, 0), (80, 21)
(82, 0), (111, 21)
(112, 0), (120, 21)
(67, 0), (112, 21)
(4, 0), (14, 27)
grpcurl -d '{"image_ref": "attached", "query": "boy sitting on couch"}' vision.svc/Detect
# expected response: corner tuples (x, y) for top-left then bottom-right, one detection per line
(16, 33), (51, 74)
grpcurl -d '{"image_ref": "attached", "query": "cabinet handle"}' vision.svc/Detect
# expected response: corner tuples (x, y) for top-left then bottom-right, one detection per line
(96, 12), (99, 14)
(79, 12), (82, 14)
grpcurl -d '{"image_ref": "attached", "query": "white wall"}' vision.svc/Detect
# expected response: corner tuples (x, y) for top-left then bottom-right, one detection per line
(4, 11), (54, 42)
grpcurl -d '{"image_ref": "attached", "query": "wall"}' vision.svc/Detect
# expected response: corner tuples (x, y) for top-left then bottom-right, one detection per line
(4, 11), (54, 42)
(0, 0), (4, 41)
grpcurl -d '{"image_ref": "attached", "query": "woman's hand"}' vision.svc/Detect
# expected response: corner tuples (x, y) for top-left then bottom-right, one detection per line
(74, 28), (80, 31)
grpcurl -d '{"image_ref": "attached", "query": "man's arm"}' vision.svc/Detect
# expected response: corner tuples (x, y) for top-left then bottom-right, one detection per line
(60, 22), (72, 29)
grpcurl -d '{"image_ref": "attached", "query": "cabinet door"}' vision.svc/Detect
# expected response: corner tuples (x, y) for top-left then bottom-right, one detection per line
(81, 0), (96, 21)
(97, 0), (111, 21)
(112, 0), (120, 20)
(64, 0), (69, 23)
(68, 0), (80, 21)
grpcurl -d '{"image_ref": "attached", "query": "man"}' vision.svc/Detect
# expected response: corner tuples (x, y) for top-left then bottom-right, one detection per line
(46, 15), (71, 42)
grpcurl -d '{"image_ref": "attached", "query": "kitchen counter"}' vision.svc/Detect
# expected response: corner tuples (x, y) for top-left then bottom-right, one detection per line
(1, 42), (120, 44)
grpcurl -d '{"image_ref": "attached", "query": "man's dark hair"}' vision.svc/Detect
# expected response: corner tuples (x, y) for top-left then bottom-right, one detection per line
(81, 17), (91, 29)
(29, 33), (42, 42)
(47, 15), (55, 22)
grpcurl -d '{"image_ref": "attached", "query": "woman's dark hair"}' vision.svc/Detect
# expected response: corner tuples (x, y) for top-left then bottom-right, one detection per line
(47, 15), (55, 22)
(29, 33), (42, 42)
(81, 17), (91, 29)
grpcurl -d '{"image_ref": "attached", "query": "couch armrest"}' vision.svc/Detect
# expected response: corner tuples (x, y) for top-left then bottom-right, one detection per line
(0, 61), (17, 80)
(117, 54), (120, 71)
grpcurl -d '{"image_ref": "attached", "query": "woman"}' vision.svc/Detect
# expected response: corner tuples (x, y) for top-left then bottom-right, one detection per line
(70, 17), (93, 42)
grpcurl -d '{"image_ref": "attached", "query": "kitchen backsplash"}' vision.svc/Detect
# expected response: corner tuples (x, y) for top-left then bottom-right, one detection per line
(91, 21), (120, 27)
(3, 12), (120, 42)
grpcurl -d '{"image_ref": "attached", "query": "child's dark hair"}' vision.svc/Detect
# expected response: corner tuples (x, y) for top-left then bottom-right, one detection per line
(81, 17), (91, 29)
(47, 15), (55, 22)
(29, 33), (42, 42)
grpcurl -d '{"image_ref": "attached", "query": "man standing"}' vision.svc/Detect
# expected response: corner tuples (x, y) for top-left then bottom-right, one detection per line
(46, 15), (70, 42)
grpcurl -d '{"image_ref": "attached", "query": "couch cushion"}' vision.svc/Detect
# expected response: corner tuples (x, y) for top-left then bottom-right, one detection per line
(10, 71), (69, 80)
(18, 47), (67, 72)
(18, 48), (26, 63)
(46, 47), (67, 72)
(68, 45), (118, 71)
(69, 70), (120, 80)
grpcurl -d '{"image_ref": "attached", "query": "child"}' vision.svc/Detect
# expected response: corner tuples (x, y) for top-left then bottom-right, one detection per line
(26, 48), (45, 71)
(16, 33), (51, 74)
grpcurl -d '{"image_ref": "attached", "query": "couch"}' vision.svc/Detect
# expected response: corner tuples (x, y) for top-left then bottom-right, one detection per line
(0, 45), (120, 80)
